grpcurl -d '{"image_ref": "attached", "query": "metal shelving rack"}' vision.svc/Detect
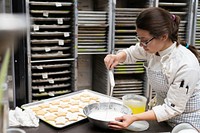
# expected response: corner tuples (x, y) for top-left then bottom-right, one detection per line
(77, 0), (112, 54)
(76, 0), (113, 94)
(155, 0), (193, 44)
(26, 0), (77, 102)
(111, 0), (153, 99)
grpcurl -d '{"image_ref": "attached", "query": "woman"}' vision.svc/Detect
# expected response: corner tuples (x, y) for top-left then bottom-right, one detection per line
(104, 7), (200, 130)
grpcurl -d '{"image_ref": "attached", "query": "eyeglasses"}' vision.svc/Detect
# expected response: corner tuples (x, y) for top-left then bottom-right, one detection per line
(135, 36), (155, 46)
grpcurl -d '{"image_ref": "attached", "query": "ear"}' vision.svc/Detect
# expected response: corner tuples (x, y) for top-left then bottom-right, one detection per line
(161, 34), (168, 41)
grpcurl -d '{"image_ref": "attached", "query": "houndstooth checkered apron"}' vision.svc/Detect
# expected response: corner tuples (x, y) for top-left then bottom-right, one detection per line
(144, 62), (200, 129)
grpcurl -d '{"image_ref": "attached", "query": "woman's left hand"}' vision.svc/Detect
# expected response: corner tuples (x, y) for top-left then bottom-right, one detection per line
(108, 114), (134, 130)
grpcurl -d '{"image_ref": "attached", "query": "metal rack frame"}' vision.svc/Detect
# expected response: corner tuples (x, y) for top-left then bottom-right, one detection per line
(192, 0), (198, 46)
(26, 0), (77, 102)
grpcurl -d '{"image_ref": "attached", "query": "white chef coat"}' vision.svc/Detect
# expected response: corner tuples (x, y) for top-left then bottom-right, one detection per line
(121, 42), (200, 128)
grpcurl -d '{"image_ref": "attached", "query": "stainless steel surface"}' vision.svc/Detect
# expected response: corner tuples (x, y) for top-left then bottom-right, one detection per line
(83, 102), (132, 129)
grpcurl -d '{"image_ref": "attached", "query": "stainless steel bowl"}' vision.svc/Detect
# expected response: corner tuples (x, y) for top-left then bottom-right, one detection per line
(83, 102), (132, 129)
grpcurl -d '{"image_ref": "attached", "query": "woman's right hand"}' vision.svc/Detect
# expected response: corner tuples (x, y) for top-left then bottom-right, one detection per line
(108, 114), (135, 130)
(104, 54), (120, 70)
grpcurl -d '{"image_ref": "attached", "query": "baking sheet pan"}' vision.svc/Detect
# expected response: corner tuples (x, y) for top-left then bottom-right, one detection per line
(114, 71), (145, 74)
(78, 49), (106, 52)
(31, 53), (71, 59)
(78, 40), (106, 43)
(31, 17), (71, 22)
(31, 25), (70, 29)
(29, 2), (72, 6)
(31, 47), (70, 51)
(31, 10), (70, 14)
(78, 24), (108, 27)
(31, 63), (71, 69)
(21, 89), (122, 128)
(32, 77), (71, 83)
(32, 83), (71, 90)
(78, 21), (107, 24)
(32, 70), (71, 76)
(114, 87), (143, 91)
(159, 2), (187, 6)
(78, 46), (106, 48)
(31, 39), (71, 44)
(32, 90), (71, 98)
(31, 32), (71, 36)
(78, 34), (106, 37)
(113, 90), (143, 94)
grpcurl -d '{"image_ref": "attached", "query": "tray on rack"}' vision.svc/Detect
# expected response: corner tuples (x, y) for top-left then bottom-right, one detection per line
(32, 70), (71, 76)
(32, 77), (71, 83)
(21, 89), (122, 128)
(29, 2), (72, 6)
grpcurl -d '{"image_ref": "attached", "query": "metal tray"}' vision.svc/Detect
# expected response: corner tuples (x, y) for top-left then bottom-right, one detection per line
(78, 24), (108, 27)
(32, 83), (71, 90)
(78, 11), (107, 14)
(114, 87), (143, 91)
(78, 46), (106, 49)
(159, 2), (187, 6)
(115, 83), (143, 87)
(31, 63), (71, 69)
(32, 77), (70, 83)
(113, 90), (143, 94)
(78, 40), (105, 43)
(31, 17), (71, 22)
(32, 90), (72, 98)
(31, 32), (71, 36)
(31, 47), (70, 51)
(31, 10), (70, 14)
(31, 25), (70, 30)
(78, 21), (107, 24)
(32, 70), (71, 76)
(29, 2), (72, 6)
(31, 39), (71, 44)
(114, 71), (145, 74)
(78, 34), (106, 37)
(79, 27), (106, 31)
(31, 53), (71, 59)
(21, 89), (122, 128)
(78, 49), (106, 52)
(78, 30), (106, 34)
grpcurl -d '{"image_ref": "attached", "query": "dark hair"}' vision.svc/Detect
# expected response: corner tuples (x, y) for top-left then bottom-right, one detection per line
(136, 7), (200, 62)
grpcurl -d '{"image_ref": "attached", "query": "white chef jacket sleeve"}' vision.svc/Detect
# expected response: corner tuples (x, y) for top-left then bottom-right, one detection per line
(152, 66), (200, 122)
(118, 43), (148, 64)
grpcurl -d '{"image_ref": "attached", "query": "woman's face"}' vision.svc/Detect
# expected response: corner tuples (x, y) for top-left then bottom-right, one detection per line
(136, 28), (165, 54)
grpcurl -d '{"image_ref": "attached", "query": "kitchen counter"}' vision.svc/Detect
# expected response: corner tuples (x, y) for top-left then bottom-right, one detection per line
(20, 119), (172, 133)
